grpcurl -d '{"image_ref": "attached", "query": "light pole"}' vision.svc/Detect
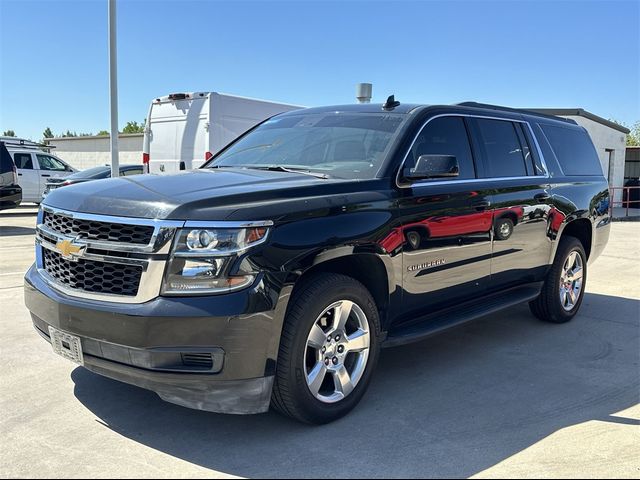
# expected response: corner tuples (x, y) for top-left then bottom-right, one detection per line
(108, 0), (119, 178)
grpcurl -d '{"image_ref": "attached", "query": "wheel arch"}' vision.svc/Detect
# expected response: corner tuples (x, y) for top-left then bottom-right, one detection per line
(287, 248), (395, 329)
(553, 218), (593, 261)
(496, 210), (519, 226)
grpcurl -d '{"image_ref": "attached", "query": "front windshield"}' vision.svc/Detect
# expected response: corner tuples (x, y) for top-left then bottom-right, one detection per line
(208, 112), (406, 180)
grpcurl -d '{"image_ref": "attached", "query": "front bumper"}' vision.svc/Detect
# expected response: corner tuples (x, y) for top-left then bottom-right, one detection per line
(24, 265), (290, 414)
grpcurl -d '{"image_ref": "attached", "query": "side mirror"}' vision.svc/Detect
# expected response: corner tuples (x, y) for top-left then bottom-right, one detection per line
(404, 154), (459, 181)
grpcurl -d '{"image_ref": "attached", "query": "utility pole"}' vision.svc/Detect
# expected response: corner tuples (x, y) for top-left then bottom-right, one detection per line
(108, 0), (119, 178)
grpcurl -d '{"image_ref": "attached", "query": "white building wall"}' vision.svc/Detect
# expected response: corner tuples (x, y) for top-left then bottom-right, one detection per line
(556, 116), (627, 202)
(45, 134), (143, 170)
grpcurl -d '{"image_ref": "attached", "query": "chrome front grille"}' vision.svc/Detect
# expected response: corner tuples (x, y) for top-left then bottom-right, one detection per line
(35, 206), (184, 304)
(43, 248), (143, 296)
(43, 210), (154, 244)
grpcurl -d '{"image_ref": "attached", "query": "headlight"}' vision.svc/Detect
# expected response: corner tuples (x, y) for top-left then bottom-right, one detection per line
(174, 226), (269, 255)
(162, 224), (271, 295)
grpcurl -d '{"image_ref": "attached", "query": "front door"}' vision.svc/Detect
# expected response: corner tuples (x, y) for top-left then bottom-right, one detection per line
(397, 116), (493, 318)
(36, 154), (72, 198)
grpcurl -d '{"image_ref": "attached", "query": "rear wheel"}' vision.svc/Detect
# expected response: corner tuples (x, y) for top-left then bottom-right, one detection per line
(530, 236), (587, 323)
(495, 217), (514, 240)
(271, 273), (381, 424)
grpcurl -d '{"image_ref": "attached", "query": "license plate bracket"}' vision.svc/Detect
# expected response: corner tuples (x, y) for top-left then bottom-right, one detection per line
(48, 327), (84, 366)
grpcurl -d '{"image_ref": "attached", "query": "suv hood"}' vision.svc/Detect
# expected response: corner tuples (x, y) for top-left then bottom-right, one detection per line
(43, 168), (354, 220)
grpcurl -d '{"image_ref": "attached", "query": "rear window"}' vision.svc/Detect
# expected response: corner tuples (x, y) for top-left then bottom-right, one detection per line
(540, 124), (602, 176)
(0, 144), (14, 173)
(67, 166), (110, 179)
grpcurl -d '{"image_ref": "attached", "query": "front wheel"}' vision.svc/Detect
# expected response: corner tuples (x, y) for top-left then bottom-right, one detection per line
(530, 236), (587, 323)
(271, 273), (381, 424)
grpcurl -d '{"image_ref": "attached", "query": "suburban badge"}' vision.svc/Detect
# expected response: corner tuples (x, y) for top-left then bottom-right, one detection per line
(408, 259), (446, 272)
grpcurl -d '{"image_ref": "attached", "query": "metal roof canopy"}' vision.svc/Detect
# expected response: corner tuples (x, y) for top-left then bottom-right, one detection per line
(528, 108), (630, 134)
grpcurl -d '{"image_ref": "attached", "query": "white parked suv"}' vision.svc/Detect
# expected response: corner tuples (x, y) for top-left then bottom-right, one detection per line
(1, 137), (75, 203)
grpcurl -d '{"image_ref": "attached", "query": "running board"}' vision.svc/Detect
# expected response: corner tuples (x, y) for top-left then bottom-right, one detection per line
(383, 283), (542, 348)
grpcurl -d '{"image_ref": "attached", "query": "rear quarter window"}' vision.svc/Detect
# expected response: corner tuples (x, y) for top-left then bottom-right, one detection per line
(540, 124), (602, 176)
(0, 144), (14, 173)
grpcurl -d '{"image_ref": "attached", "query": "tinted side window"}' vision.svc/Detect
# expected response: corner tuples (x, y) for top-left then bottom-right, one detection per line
(0, 144), (14, 172)
(411, 117), (476, 179)
(475, 119), (527, 177)
(37, 155), (68, 171)
(521, 124), (547, 175)
(121, 168), (143, 176)
(540, 124), (602, 176)
(14, 153), (33, 169)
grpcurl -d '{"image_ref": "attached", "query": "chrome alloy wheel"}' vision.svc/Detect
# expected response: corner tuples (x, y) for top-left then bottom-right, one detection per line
(559, 250), (584, 311)
(304, 300), (371, 404)
(499, 221), (512, 237)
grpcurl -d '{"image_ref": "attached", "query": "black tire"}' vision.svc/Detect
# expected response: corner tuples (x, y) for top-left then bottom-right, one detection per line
(529, 236), (587, 323)
(271, 273), (381, 424)
(495, 217), (514, 240)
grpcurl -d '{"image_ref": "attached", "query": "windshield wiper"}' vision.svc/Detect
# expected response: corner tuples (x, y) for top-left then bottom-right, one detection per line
(243, 165), (330, 179)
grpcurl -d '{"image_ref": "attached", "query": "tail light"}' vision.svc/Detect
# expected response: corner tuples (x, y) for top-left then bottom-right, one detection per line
(205, 151), (213, 161)
(143, 153), (150, 173)
(12, 164), (17, 184)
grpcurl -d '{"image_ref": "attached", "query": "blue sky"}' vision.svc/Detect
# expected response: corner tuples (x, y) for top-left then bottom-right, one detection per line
(1, 0), (638, 140)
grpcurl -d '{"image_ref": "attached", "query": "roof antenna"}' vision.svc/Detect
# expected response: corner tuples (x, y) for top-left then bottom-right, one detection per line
(382, 95), (400, 110)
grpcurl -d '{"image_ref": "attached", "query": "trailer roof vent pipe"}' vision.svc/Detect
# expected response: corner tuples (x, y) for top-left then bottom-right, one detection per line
(356, 83), (372, 104)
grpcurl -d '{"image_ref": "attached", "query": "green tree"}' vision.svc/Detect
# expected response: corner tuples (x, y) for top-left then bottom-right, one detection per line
(122, 120), (145, 134)
(43, 127), (54, 139)
(609, 119), (640, 146)
(97, 130), (109, 136)
(627, 121), (640, 146)
(2, 130), (16, 137)
(62, 130), (77, 137)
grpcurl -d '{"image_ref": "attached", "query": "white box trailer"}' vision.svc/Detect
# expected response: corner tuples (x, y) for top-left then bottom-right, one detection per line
(143, 92), (302, 173)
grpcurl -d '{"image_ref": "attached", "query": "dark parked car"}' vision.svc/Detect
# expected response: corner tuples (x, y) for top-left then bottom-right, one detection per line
(42, 164), (144, 199)
(0, 142), (22, 210)
(25, 100), (610, 424)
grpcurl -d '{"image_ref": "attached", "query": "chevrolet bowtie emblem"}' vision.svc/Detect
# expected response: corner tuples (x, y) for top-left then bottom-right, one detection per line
(56, 239), (85, 260)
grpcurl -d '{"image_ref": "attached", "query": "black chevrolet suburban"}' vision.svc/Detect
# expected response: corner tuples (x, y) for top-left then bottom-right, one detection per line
(0, 142), (22, 210)
(24, 100), (610, 424)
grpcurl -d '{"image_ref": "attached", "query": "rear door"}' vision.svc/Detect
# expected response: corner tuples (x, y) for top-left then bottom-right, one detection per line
(148, 95), (208, 173)
(468, 117), (553, 289)
(397, 116), (493, 317)
(12, 152), (39, 201)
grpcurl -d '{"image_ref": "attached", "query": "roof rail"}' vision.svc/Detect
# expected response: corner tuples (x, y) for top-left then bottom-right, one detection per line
(0, 136), (55, 150)
(456, 102), (577, 125)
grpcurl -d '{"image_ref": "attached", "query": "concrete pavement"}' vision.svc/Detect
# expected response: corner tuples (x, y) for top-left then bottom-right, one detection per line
(1, 205), (638, 478)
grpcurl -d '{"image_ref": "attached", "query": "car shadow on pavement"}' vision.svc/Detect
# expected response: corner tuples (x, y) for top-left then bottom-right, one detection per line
(71, 292), (639, 478)
(0, 225), (36, 236)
